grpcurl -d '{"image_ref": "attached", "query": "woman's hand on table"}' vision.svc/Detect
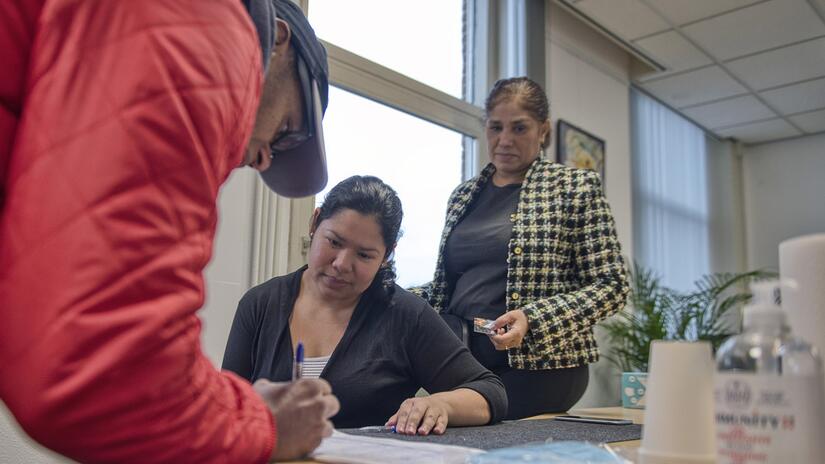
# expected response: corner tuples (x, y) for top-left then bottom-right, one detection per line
(489, 309), (528, 350)
(385, 396), (451, 436)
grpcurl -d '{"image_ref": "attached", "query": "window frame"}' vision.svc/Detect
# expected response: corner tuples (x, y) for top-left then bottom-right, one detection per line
(250, 0), (541, 283)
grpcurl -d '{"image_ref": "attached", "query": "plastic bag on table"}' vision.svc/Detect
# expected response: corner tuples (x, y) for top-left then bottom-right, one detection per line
(467, 441), (630, 464)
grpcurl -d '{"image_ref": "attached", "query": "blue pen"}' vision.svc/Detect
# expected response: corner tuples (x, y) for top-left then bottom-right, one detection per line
(292, 342), (304, 380)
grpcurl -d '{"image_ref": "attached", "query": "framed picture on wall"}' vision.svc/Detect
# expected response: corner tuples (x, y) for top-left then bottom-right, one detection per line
(556, 119), (606, 186)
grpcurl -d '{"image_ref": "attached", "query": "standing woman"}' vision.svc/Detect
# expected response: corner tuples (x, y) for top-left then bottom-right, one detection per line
(411, 77), (629, 419)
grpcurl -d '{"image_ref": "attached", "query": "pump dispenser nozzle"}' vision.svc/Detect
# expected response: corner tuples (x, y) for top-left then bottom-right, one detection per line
(743, 279), (797, 330)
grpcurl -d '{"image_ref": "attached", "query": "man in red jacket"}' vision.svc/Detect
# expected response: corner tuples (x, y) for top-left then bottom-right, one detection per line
(0, 0), (337, 462)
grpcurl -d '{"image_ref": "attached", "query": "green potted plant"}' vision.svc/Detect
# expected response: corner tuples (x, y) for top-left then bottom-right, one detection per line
(600, 262), (773, 408)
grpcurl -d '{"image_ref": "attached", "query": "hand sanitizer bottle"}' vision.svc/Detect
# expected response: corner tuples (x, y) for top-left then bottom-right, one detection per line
(714, 280), (825, 463)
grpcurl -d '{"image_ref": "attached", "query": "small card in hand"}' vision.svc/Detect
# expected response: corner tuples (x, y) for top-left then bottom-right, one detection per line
(473, 317), (498, 335)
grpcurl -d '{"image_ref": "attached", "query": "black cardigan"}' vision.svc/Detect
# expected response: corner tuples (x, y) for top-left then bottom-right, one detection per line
(222, 267), (508, 428)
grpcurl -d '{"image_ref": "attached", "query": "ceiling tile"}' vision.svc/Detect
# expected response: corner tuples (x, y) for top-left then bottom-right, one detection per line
(682, 95), (776, 129)
(641, 66), (748, 108)
(760, 77), (825, 114)
(575, 0), (670, 41)
(788, 108), (825, 133)
(725, 37), (825, 90)
(715, 118), (802, 143)
(682, 0), (825, 61)
(648, 0), (762, 26)
(633, 30), (713, 78)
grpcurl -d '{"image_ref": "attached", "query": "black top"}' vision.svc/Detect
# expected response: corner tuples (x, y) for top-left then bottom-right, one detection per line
(444, 181), (521, 321)
(222, 267), (508, 428)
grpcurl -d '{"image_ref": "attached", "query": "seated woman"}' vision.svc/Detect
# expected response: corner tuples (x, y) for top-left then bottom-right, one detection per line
(222, 175), (507, 434)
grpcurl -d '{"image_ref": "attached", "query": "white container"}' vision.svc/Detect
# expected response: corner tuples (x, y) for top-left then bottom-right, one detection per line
(639, 341), (717, 464)
(779, 233), (825, 389)
(714, 280), (825, 463)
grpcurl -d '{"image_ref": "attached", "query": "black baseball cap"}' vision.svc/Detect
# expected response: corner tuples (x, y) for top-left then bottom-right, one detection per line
(258, 0), (329, 198)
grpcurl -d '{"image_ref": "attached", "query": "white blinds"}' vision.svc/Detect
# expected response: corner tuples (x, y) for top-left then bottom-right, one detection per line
(632, 89), (710, 291)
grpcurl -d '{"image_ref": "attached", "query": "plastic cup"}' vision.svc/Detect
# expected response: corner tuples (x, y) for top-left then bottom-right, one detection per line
(638, 341), (717, 464)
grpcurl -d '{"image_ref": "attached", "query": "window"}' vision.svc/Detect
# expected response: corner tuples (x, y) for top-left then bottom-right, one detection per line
(632, 89), (710, 291)
(248, 0), (537, 285)
(316, 88), (465, 286)
(308, 0), (465, 99)
(287, 0), (488, 286)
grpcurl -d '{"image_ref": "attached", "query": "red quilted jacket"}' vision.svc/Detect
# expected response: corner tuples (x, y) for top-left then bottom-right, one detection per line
(0, 1), (275, 462)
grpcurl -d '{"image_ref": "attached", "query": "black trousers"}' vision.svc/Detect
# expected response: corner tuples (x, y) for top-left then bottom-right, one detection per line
(468, 331), (589, 420)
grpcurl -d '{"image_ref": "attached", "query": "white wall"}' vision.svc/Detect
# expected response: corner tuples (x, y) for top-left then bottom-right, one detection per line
(0, 404), (73, 464)
(545, 2), (634, 408)
(743, 133), (825, 270)
(201, 168), (257, 365)
(0, 170), (257, 463)
(707, 138), (748, 274)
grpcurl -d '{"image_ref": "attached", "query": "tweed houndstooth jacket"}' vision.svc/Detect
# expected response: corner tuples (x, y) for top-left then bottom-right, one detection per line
(411, 158), (629, 370)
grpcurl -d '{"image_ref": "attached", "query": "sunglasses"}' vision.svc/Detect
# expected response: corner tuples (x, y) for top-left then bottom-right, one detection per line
(270, 129), (311, 153)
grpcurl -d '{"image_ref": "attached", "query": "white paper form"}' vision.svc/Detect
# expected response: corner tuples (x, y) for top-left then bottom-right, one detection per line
(311, 430), (484, 464)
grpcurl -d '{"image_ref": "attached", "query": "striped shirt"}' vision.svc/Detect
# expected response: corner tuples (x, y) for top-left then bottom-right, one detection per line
(302, 355), (329, 379)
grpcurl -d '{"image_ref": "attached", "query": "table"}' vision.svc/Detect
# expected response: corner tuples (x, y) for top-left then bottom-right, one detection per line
(282, 407), (644, 463)
(529, 406), (643, 448)
(535, 406), (643, 460)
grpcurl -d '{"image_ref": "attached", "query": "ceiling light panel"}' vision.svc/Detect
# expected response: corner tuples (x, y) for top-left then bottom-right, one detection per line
(641, 65), (748, 108)
(575, 0), (670, 40)
(760, 77), (825, 114)
(646, 0), (762, 26)
(682, 0), (825, 61)
(715, 118), (802, 143)
(633, 30), (713, 78)
(682, 95), (776, 129)
(788, 108), (825, 133)
(725, 37), (825, 90)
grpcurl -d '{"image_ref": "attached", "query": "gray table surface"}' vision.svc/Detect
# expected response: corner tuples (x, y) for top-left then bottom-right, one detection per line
(340, 418), (643, 450)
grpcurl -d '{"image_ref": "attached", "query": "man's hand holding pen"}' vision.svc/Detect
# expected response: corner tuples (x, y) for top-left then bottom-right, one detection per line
(254, 341), (338, 461)
(254, 378), (339, 462)
(253, 342), (339, 462)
